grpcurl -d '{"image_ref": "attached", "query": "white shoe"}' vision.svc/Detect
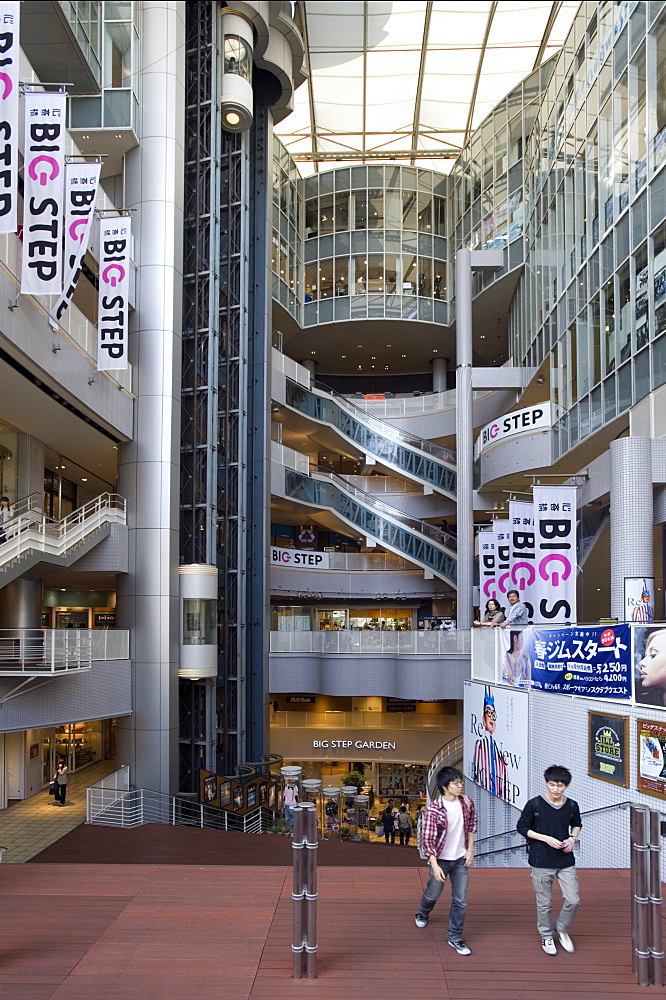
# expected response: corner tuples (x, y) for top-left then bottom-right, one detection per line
(541, 937), (557, 955)
(557, 929), (574, 953)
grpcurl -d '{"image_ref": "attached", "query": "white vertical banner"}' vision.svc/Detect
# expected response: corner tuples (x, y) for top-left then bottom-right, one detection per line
(508, 500), (535, 619)
(495, 521), (511, 604)
(478, 527), (498, 605)
(0, 2), (20, 232)
(21, 91), (66, 295)
(97, 216), (131, 370)
(533, 485), (577, 624)
(54, 161), (101, 320)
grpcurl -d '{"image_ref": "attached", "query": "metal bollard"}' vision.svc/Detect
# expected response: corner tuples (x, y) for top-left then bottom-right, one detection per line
(292, 807), (305, 979)
(631, 804), (651, 987)
(648, 809), (664, 988)
(304, 803), (318, 979)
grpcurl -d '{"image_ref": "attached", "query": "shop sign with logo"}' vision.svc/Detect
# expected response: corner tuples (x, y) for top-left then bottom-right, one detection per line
(588, 710), (628, 787)
(312, 738), (397, 751)
(475, 403), (552, 459)
(287, 695), (315, 704)
(271, 546), (329, 569)
(637, 719), (666, 801)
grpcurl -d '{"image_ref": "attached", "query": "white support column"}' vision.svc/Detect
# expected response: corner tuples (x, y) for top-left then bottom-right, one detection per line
(116, 1), (186, 793)
(610, 437), (653, 620)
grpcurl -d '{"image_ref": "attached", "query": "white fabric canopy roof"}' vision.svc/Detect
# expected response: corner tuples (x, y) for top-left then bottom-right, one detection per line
(277, 1), (579, 174)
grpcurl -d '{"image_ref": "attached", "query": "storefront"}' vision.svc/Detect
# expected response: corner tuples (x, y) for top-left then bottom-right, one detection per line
(42, 588), (116, 629)
(272, 605), (417, 631)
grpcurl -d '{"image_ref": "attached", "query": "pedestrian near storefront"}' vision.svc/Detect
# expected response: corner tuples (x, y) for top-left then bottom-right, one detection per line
(54, 759), (68, 806)
(382, 800), (396, 844)
(397, 805), (412, 845)
(414, 766), (477, 956)
(516, 765), (582, 956)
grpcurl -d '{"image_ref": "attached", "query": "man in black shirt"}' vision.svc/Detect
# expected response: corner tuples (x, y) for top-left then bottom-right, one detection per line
(516, 765), (582, 956)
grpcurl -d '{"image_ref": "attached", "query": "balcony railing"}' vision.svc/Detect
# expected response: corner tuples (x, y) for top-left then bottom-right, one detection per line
(270, 629), (471, 655)
(0, 628), (129, 675)
(270, 710), (459, 732)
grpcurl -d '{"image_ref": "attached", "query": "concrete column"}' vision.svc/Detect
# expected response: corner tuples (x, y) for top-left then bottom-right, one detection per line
(116, 1), (185, 792)
(610, 437), (653, 620)
(430, 356), (449, 392)
(0, 579), (41, 628)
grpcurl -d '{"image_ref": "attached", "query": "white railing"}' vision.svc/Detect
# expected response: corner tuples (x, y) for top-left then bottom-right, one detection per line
(344, 475), (420, 494)
(272, 347), (311, 388)
(271, 711), (458, 733)
(0, 629), (92, 674)
(86, 764), (131, 821)
(90, 630), (130, 660)
(270, 629), (472, 655)
(272, 551), (417, 572)
(271, 440), (310, 474)
(348, 388), (493, 418)
(0, 493), (126, 573)
(87, 783), (273, 834)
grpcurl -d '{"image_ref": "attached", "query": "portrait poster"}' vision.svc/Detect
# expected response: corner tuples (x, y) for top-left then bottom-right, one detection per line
(232, 783), (243, 811)
(259, 782), (268, 806)
(637, 718), (666, 800)
(511, 624), (631, 699)
(246, 783), (257, 808)
(625, 578), (655, 624)
(634, 625), (666, 707)
(463, 680), (529, 809)
(268, 783), (276, 809)
(219, 779), (231, 808)
(588, 711), (629, 787)
(203, 774), (217, 804)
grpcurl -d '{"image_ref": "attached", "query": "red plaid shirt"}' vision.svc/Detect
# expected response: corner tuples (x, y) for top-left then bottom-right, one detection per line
(420, 795), (477, 860)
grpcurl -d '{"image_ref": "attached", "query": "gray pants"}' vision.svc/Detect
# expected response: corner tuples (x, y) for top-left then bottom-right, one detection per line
(530, 866), (579, 937)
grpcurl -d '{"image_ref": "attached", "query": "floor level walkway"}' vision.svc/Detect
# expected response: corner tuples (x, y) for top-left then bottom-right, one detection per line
(0, 863), (653, 1000)
(0, 760), (117, 863)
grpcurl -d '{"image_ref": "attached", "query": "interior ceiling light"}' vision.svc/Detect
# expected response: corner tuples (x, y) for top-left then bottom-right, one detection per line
(401, 354), (406, 358)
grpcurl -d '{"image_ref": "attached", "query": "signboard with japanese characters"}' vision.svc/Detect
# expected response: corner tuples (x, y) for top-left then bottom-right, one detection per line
(517, 624), (631, 699)
(97, 216), (131, 370)
(637, 718), (666, 801)
(588, 710), (629, 787)
(22, 91), (66, 295)
(478, 527), (498, 604)
(494, 522), (511, 603)
(0, 3), (20, 233)
(55, 161), (100, 320)
(532, 485), (577, 624)
(508, 500), (535, 619)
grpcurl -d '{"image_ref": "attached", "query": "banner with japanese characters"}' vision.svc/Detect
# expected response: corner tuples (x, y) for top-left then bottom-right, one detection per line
(0, 2), (20, 232)
(508, 500), (535, 619)
(517, 624), (631, 699)
(532, 485), (577, 624)
(637, 718), (666, 801)
(97, 216), (131, 370)
(478, 527), (498, 604)
(54, 161), (101, 321)
(494, 521), (511, 604)
(21, 91), (66, 295)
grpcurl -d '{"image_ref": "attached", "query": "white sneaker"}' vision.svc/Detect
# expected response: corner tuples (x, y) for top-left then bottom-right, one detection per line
(557, 930), (575, 953)
(541, 936), (557, 955)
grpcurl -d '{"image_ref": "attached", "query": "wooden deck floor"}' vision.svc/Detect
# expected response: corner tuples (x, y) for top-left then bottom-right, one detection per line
(0, 858), (660, 999)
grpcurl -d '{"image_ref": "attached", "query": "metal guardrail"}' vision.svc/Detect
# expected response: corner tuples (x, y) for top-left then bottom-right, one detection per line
(0, 492), (126, 573)
(271, 710), (459, 733)
(87, 779), (274, 834)
(90, 630), (130, 661)
(0, 628), (129, 675)
(270, 629), (470, 655)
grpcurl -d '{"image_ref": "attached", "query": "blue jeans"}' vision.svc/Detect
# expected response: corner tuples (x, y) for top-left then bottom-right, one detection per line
(418, 855), (468, 942)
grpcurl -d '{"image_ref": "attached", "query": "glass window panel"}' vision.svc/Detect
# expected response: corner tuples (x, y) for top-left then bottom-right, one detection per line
(334, 258), (349, 296)
(634, 347), (650, 400)
(402, 254), (417, 294)
(367, 189), (383, 227)
(618, 360), (632, 411)
(385, 189), (401, 229)
(305, 262), (318, 300)
(318, 259), (333, 299)
(418, 191), (433, 232)
(434, 260), (446, 299)
(366, 254), (384, 293)
(417, 259), (432, 296)
(104, 20), (131, 88)
(305, 198), (318, 238)
(654, 333), (666, 387)
(403, 191), (418, 230)
(433, 196), (446, 235)
(384, 253), (399, 294)
(603, 374), (617, 421)
(334, 192), (350, 232)
(353, 255), (367, 294)
(618, 261), (632, 361)
(652, 19), (666, 167)
(319, 195), (335, 236)
(223, 35), (251, 82)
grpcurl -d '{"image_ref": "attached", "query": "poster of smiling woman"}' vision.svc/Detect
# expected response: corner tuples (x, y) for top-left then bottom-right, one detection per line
(634, 626), (666, 708)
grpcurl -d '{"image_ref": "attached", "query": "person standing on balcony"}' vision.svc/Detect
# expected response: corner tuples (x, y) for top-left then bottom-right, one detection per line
(54, 759), (68, 806)
(499, 589), (529, 627)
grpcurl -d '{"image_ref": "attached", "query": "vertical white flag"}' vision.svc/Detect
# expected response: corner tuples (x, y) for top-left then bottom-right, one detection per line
(0, 2), (20, 232)
(97, 216), (131, 370)
(533, 485), (577, 624)
(508, 500), (535, 619)
(22, 91), (66, 295)
(478, 527), (498, 605)
(495, 521), (511, 605)
(54, 162), (101, 320)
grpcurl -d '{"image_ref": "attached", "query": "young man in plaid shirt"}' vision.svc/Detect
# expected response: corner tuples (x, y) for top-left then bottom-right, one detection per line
(414, 766), (477, 956)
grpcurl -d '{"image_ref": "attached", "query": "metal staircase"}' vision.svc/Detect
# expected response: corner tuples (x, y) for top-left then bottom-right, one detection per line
(0, 493), (126, 587)
(284, 466), (457, 586)
(284, 378), (457, 499)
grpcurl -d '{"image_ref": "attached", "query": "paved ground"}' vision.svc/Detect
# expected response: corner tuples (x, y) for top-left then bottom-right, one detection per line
(0, 863), (654, 1000)
(0, 760), (116, 863)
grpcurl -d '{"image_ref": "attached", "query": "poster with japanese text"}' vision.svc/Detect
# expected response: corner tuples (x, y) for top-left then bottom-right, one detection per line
(637, 718), (666, 801)
(513, 624), (631, 699)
